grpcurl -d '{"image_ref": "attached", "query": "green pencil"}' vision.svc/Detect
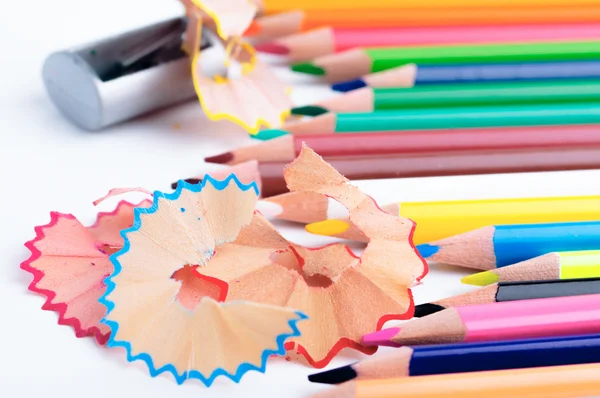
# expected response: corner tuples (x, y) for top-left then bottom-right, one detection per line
(291, 79), (600, 116)
(279, 102), (600, 136)
(291, 40), (600, 82)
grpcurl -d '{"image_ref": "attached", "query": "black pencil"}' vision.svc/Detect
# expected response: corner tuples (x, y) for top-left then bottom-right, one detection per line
(415, 278), (600, 317)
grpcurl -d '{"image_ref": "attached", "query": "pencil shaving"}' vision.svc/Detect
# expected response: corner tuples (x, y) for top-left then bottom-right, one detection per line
(181, 0), (291, 133)
(256, 145), (426, 366)
(195, 60), (292, 132)
(285, 145), (428, 282)
(189, 0), (257, 39)
(20, 200), (151, 345)
(100, 176), (305, 385)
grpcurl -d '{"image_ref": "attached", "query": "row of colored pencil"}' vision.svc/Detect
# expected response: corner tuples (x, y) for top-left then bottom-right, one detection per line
(201, 42), (600, 197)
(211, 3), (600, 396)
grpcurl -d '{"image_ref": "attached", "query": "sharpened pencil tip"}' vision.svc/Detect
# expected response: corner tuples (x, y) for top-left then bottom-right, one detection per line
(332, 79), (367, 92)
(204, 152), (234, 165)
(291, 106), (328, 117)
(309, 365), (358, 385)
(252, 129), (289, 141)
(292, 62), (326, 76)
(306, 220), (350, 236)
(255, 41), (290, 55)
(462, 271), (499, 286)
(171, 178), (202, 190)
(416, 243), (439, 259)
(244, 21), (262, 36)
(361, 327), (402, 347)
(414, 303), (446, 318)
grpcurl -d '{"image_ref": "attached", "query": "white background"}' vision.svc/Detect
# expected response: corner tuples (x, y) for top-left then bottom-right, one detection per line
(2, 1), (600, 397)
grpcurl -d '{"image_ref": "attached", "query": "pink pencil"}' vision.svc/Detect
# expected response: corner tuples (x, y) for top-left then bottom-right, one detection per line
(257, 23), (600, 61)
(362, 293), (600, 347)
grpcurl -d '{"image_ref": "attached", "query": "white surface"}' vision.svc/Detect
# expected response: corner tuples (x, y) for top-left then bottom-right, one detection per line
(2, 1), (600, 397)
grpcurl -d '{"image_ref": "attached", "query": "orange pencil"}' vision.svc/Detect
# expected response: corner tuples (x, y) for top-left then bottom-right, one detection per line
(309, 363), (600, 398)
(249, 7), (600, 35)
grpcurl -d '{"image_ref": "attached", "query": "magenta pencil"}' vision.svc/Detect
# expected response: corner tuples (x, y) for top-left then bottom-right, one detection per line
(361, 293), (600, 347)
(258, 23), (600, 61)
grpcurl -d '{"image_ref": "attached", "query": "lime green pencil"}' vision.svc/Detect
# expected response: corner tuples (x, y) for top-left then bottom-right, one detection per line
(282, 102), (600, 135)
(462, 250), (600, 286)
(291, 79), (600, 116)
(292, 40), (600, 82)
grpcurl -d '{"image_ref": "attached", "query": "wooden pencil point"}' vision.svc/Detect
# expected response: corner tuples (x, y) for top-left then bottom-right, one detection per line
(461, 270), (499, 286)
(254, 41), (289, 55)
(291, 105), (328, 116)
(171, 178), (201, 190)
(309, 365), (358, 384)
(306, 219), (350, 236)
(332, 79), (367, 92)
(252, 129), (289, 141)
(413, 303), (446, 318)
(204, 152), (234, 165)
(291, 62), (326, 75)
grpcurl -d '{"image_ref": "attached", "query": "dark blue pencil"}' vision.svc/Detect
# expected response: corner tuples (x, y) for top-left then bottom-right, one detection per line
(309, 333), (600, 384)
(332, 61), (600, 92)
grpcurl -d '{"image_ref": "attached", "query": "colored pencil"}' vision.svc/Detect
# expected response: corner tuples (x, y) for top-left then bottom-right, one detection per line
(361, 293), (600, 347)
(331, 61), (600, 92)
(419, 220), (600, 270)
(258, 24), (600, 62)
(304, 195), (600, 245)
(170, 183), (343, 224)
(209, 125), (600, 165)
(254, 191), (346, 224)
(310, 333), (600, 384)
(462, 250), (600, 287)
(292, 41), (600, 82)
(309, 363), (600, 398)
(249, 7), (600, 34)
(193, 148), (600, 198)
(245, 11), (306, 41)
(283, 103), (600, 135)
(259, 0), (600, 12)
(415, 278), (600, 318)
(291, 80), (600, 116)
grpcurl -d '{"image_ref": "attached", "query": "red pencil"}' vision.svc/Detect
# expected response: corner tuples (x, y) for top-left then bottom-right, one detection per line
(205, 125), (600, 165)
(257, 23), (600, 62)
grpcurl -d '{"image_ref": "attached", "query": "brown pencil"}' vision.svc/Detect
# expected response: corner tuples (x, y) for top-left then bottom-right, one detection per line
(309, 363), (600, 398)
(205, 125), (600, 165)
(197, 146), (600, 197)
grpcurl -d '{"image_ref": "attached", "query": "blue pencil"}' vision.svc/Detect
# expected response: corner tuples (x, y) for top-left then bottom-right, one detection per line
(332, 61), (600, 92)
(309, 333), (600, 384)
(417, 220), (600, 270)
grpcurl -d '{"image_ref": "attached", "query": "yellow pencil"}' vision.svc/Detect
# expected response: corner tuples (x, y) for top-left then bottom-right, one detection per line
(259, 0), (600, 12)
(305, 195), (600, 245)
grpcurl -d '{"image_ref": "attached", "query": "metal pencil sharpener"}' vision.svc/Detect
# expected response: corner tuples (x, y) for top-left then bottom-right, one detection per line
(42, 17), (226, 131)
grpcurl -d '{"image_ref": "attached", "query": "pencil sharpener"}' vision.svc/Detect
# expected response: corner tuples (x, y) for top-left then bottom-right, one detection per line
(42, 17), (226, 131)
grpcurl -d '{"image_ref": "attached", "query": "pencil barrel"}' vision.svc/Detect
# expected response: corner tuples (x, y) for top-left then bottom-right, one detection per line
(335, 103), (600, 132)
(372, 80), (600, 110)
(365, 41), (600, 73)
